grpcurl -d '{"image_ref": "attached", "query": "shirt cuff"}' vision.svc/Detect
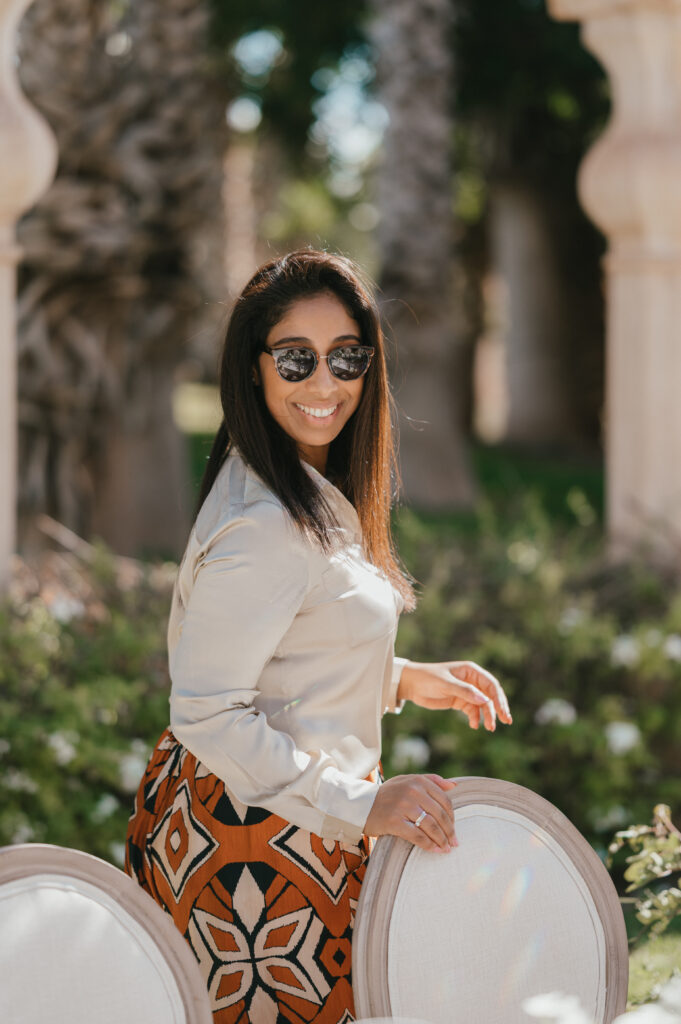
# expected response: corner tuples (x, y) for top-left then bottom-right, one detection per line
(318, 770), (381, 844)
(384, 656), (409, 715)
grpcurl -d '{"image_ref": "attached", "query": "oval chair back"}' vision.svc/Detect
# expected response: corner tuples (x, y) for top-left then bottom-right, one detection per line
(0, 843), (212, 1024)
(352, 777), (629, 1024)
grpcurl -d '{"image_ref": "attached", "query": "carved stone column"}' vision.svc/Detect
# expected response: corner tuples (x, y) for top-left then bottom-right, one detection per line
(0, 0), (56, 592)
(548, 0), (681, 559)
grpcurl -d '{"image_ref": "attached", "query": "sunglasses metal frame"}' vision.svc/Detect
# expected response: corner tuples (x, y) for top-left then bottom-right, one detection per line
(263, 344), (375, 382)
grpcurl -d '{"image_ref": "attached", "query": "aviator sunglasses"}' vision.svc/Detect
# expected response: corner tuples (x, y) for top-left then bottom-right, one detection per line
(263, 344), (375, 383)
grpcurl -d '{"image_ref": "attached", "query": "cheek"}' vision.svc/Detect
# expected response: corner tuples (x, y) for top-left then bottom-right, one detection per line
(259, 364), (288, 417)
(347, 380), (365, 414)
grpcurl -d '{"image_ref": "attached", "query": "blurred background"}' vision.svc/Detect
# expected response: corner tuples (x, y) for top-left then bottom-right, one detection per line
(1, 0), (680, 1007)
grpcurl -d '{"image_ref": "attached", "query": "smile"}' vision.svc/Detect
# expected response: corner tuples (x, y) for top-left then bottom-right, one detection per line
(294, 403), (340, 420)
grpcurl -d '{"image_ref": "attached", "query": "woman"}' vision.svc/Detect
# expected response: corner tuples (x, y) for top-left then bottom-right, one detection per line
(125, 248), (511, 1023)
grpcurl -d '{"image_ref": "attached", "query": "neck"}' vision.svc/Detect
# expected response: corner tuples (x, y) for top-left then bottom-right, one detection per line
(298, 444), (328, 476)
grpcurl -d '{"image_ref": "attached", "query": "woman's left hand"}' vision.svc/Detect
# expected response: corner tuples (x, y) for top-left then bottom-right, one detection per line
(397, 660), (512, 732)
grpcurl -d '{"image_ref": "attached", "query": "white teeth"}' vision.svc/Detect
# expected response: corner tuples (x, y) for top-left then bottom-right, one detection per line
(295, 404), (338, 418)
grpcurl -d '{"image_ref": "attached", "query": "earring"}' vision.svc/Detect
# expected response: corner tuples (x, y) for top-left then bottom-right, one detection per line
(252, 369), (259, 385)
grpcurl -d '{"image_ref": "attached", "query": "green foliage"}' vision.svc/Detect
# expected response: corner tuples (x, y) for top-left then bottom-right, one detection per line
(0, 548), (173, 866)
(208, 0), (366, 150)
(386, 487), (681, 852)
(454, 0), (611, 185)
(628, 933), (681, 1007)
(608, 806), (681, 940)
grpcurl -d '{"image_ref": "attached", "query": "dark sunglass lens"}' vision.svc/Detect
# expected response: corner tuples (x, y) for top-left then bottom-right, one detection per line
(329, 346), (371, 380)
(276, 348), (316, 381)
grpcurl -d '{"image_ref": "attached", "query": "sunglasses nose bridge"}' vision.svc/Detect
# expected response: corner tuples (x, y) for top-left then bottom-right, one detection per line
(307, 352), (339, 388)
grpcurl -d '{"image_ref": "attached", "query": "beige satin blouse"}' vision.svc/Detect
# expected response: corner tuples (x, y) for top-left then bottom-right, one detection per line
(167, 447), (407, 845)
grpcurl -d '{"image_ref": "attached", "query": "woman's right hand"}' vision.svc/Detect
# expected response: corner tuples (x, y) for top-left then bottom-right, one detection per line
(364, 773), (458, 853)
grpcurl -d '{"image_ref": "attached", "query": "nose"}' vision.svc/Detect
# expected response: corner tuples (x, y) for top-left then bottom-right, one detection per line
(306, 355), (338, 394)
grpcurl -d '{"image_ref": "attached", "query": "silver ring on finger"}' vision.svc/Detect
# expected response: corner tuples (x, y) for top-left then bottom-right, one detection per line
(413, 809), (427, 828)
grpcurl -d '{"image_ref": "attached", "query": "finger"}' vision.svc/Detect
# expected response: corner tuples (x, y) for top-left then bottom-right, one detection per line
(476, 670), (512, 723)
(453, 662), (512, 722)
(454, 660), (508, 711)
(424, 774), (457, 791)
(446, 675), (491, 707)
(420, 793), (457, 846)
(403, 818), (443, 853)
(481, 697), (497, 732)
(420, 778), (456, 838)
(404, 778), (454, 838)
(407, 807), (454, 851)
(413, 806), (450, 847)
(467, 705), (481, 730)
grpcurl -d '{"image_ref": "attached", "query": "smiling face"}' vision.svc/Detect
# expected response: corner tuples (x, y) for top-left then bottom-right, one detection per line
(256, 292), (366, 474)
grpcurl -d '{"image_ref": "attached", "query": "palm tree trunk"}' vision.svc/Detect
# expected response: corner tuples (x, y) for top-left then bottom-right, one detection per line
(16, 0), (226, 558)
(369, 0), (475, 507)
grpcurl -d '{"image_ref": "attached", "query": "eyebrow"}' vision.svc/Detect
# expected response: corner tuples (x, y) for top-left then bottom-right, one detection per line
(269, 334), (362, 349)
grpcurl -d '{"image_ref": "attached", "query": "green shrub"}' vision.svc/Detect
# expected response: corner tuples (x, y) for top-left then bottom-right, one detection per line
(608, 804), (681, 940)
(0, 545), (174, 865)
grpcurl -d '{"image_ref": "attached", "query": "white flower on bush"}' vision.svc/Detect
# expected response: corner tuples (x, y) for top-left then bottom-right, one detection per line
(558, 607), (586, 635)
(664, 634), (681, 662)
(47, 730), (78, 766)
(590, 804), (630, 833)
(4, 770), (38, 794)
(507, 540), (540, 573)
(46, 593), (85, 623)
(391, 735), (430, 770)
(611, 634), (640, 668)
(522, 977), (681, 1023)
(109, 841), (126, 867)
(12, 822), (36, 844)
(605, 721), (641, 756)
(91, 793), (120, 823)
(523, 990), (593, 1023)
(657, 977), (681, 1016)
(534, 698), (577, 727)
(617, 999), (681, 1022)
(0, 738), (10, 756)
(119, 738), (150, 793)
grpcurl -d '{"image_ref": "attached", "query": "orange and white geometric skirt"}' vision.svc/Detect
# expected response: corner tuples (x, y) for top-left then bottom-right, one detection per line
(124, 727), (381, 1024)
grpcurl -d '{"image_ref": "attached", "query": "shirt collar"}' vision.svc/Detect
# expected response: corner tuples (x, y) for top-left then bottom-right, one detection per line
(230, 444), (360, 539)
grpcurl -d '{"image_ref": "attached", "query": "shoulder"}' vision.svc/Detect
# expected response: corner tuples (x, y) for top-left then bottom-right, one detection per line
(193, 447), (308, 559)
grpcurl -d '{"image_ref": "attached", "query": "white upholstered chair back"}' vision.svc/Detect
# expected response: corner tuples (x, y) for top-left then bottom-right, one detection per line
(353, 778), (629, 1024)
(0, 843), (211, 1024)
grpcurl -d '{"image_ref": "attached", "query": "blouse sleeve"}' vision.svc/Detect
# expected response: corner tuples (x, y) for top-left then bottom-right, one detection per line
(383, 656), (409, 715)
(168, 499), (380, 844)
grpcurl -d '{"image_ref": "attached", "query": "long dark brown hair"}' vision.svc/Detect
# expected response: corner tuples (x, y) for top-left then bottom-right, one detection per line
(196, 248), (416, 611)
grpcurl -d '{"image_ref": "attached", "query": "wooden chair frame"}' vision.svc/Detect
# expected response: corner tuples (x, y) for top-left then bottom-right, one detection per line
(352, 777), (629, 1023)
(0, 843), (211, 1024)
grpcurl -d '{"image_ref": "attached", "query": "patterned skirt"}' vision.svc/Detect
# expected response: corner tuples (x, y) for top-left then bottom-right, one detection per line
(124, 728), (381, 1024)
